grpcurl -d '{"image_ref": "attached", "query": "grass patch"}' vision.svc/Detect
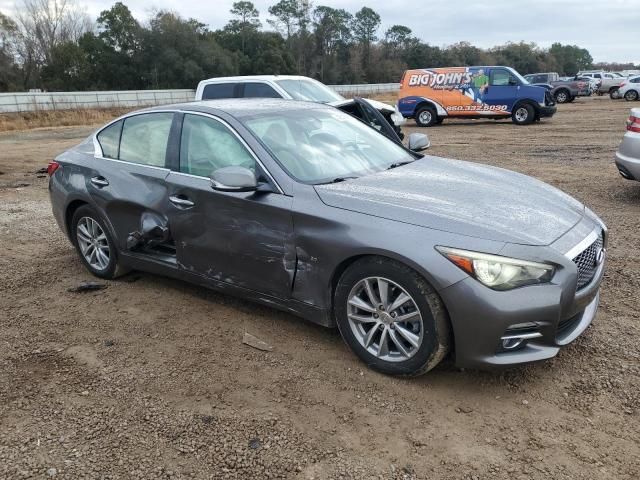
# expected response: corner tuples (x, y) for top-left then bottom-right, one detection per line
(0, 108), (133, 132)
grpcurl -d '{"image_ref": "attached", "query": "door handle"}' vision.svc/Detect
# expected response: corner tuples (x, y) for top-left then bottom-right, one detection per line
(169, 195), (195, 208)
(90, 176), (109, 188)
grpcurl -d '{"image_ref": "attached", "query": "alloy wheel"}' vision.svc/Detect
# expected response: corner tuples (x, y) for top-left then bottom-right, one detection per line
(347, 277), (424, 362)
(76, 216), (110, 271)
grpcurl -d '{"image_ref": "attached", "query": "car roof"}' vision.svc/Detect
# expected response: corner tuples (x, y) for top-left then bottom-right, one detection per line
(198, 75), (315, 84)
(144, 98), (331, 119)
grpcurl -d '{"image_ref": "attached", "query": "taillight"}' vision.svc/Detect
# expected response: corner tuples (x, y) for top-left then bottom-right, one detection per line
(47, 161), (61, 176)
(627, 115), (640, 133)
(620, 81), (627, 87)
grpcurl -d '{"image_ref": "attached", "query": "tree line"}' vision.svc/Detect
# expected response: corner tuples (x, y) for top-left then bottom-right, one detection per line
(1, 0), (634, 93)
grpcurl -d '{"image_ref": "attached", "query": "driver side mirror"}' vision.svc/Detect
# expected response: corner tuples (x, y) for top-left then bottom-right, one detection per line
(210, 166), (258, 192)
(408, 132), (430, 152)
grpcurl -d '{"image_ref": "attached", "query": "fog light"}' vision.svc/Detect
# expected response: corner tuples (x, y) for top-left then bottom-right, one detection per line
(502, 337), (525, 350)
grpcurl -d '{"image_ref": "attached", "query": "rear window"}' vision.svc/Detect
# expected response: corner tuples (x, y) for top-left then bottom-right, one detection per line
(243, 82), (280, 98)
(119, 113), (173, 167)
(97, 120), (122, 159)
(202, 83), (236, 100)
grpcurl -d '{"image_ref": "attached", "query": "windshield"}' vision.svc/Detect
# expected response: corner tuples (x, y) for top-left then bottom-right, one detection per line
(276, 79), (344, 103)
(507, 67), (529, 85)
(243, 107), (414, 184)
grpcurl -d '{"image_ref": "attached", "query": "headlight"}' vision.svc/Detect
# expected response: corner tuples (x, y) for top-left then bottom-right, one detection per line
(436, 246), (555, 291)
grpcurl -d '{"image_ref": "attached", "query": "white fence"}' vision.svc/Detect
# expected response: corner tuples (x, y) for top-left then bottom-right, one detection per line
(0, 83), (401, 113)
(0, 89), (195, 113)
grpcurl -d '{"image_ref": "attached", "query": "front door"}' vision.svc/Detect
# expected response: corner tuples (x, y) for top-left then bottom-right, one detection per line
(164, 113), (295, 298)
(483, 68), (519, 113)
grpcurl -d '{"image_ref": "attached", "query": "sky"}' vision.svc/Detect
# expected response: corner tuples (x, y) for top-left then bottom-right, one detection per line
(1, 0), (638, 64)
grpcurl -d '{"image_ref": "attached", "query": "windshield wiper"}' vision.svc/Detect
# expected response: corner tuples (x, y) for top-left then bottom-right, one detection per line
(316, 176), (359, 185)
(387, 160), (414, 170)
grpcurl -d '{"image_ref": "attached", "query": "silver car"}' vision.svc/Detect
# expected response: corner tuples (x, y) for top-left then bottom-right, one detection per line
(615, 108), (640, 180)
(48, 99), (607, 376)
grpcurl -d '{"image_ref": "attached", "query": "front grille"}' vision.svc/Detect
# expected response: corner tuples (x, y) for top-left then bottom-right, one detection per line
(572, 232), (604, 290)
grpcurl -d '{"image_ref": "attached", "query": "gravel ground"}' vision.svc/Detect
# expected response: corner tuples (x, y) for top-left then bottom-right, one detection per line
(0, 96), (638, 479)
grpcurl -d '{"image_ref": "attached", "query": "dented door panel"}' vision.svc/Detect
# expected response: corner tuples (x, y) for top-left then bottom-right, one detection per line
(164, 172), (295, 298)
(85, 158), (171, 252)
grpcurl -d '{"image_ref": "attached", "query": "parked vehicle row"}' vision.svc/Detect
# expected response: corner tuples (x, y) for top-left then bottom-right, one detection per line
(523, 72), (590, 103)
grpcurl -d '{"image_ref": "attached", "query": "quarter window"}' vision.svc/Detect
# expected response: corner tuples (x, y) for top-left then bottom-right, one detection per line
(97, 120), (122, 159)
(202, 83), (236, 99)
(243, 83), (280, 98)
(119, 113), (173, 167)
(179, 114), (255, 177)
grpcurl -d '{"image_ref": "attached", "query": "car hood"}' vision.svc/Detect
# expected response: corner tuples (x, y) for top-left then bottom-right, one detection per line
(314, 156), (585, 246)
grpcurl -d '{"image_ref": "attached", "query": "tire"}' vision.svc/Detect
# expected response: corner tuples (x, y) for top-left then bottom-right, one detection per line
(555, 89), (570, 104)
(609, 88), (619, 100)
(71, 205), (126, 279)
(511, 104), (535, 125)
(625, 89), (639, 102)
(334, 256), (451, 376)
(567, 96), (576, 103)
(414, 105), (438, 127)
(436, 117), (444, 124)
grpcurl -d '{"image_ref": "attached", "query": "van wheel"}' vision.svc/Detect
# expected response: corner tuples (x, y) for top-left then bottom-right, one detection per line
(512, 104), (535, 125)
(415, 106), (438, 127)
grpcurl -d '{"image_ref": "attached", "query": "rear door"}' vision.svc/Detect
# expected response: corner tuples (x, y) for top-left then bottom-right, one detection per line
(90, 112), (174, 253)
(163, 112), (294, 298)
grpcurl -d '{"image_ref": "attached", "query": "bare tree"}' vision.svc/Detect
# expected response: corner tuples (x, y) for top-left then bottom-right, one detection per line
(14, 0), (92, 64)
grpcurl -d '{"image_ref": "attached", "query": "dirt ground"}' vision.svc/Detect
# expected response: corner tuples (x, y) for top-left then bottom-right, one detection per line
(1, 96), (638, 479)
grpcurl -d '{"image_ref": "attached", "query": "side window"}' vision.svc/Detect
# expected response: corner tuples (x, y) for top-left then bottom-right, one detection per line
(202, 83), (236, 100)
(632, 78), (640, 83)
(179, 114), (256, 177)
(243, 83), (281, 98)
(490, 69), (513, 86)
(97, 120), (122, 159)
(119, 113), (173, 167)
(593, 73), (601, 79)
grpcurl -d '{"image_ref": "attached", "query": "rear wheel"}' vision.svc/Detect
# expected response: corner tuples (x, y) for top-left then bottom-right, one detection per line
(71, 205), (126, 279)
(625, 89), (639, 101)
(415, 105), (438, 127)
(511, 104), (535, 125)
(334, 257), (450, 376)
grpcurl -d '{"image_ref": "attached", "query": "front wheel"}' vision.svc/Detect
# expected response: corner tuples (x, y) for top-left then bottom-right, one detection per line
(610, 88), (620, 100)
(625, 90), (639, 101)
(555, 90), (570, 103)
(415, 105), (438, 127)
(511, 104), (535, 125)
(334, 257), (450, 376)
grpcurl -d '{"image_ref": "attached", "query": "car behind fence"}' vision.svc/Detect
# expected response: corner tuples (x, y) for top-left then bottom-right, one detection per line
(0, 83), (401, 113)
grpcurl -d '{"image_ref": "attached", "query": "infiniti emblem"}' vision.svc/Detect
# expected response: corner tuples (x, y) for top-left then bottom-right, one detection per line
(595, 248), (605, 266)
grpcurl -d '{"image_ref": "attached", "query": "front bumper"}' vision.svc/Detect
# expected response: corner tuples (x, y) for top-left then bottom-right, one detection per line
(439, 230), (605, 369)
(538, 104), (557, 118)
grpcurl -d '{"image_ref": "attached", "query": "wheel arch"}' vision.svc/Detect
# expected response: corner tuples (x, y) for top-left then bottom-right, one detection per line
(328, 252), (451, 318)
(65, 199), (90, 238)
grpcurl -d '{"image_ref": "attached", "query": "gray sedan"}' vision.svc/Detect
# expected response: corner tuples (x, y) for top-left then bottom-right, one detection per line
(48, 99), (607, 375)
